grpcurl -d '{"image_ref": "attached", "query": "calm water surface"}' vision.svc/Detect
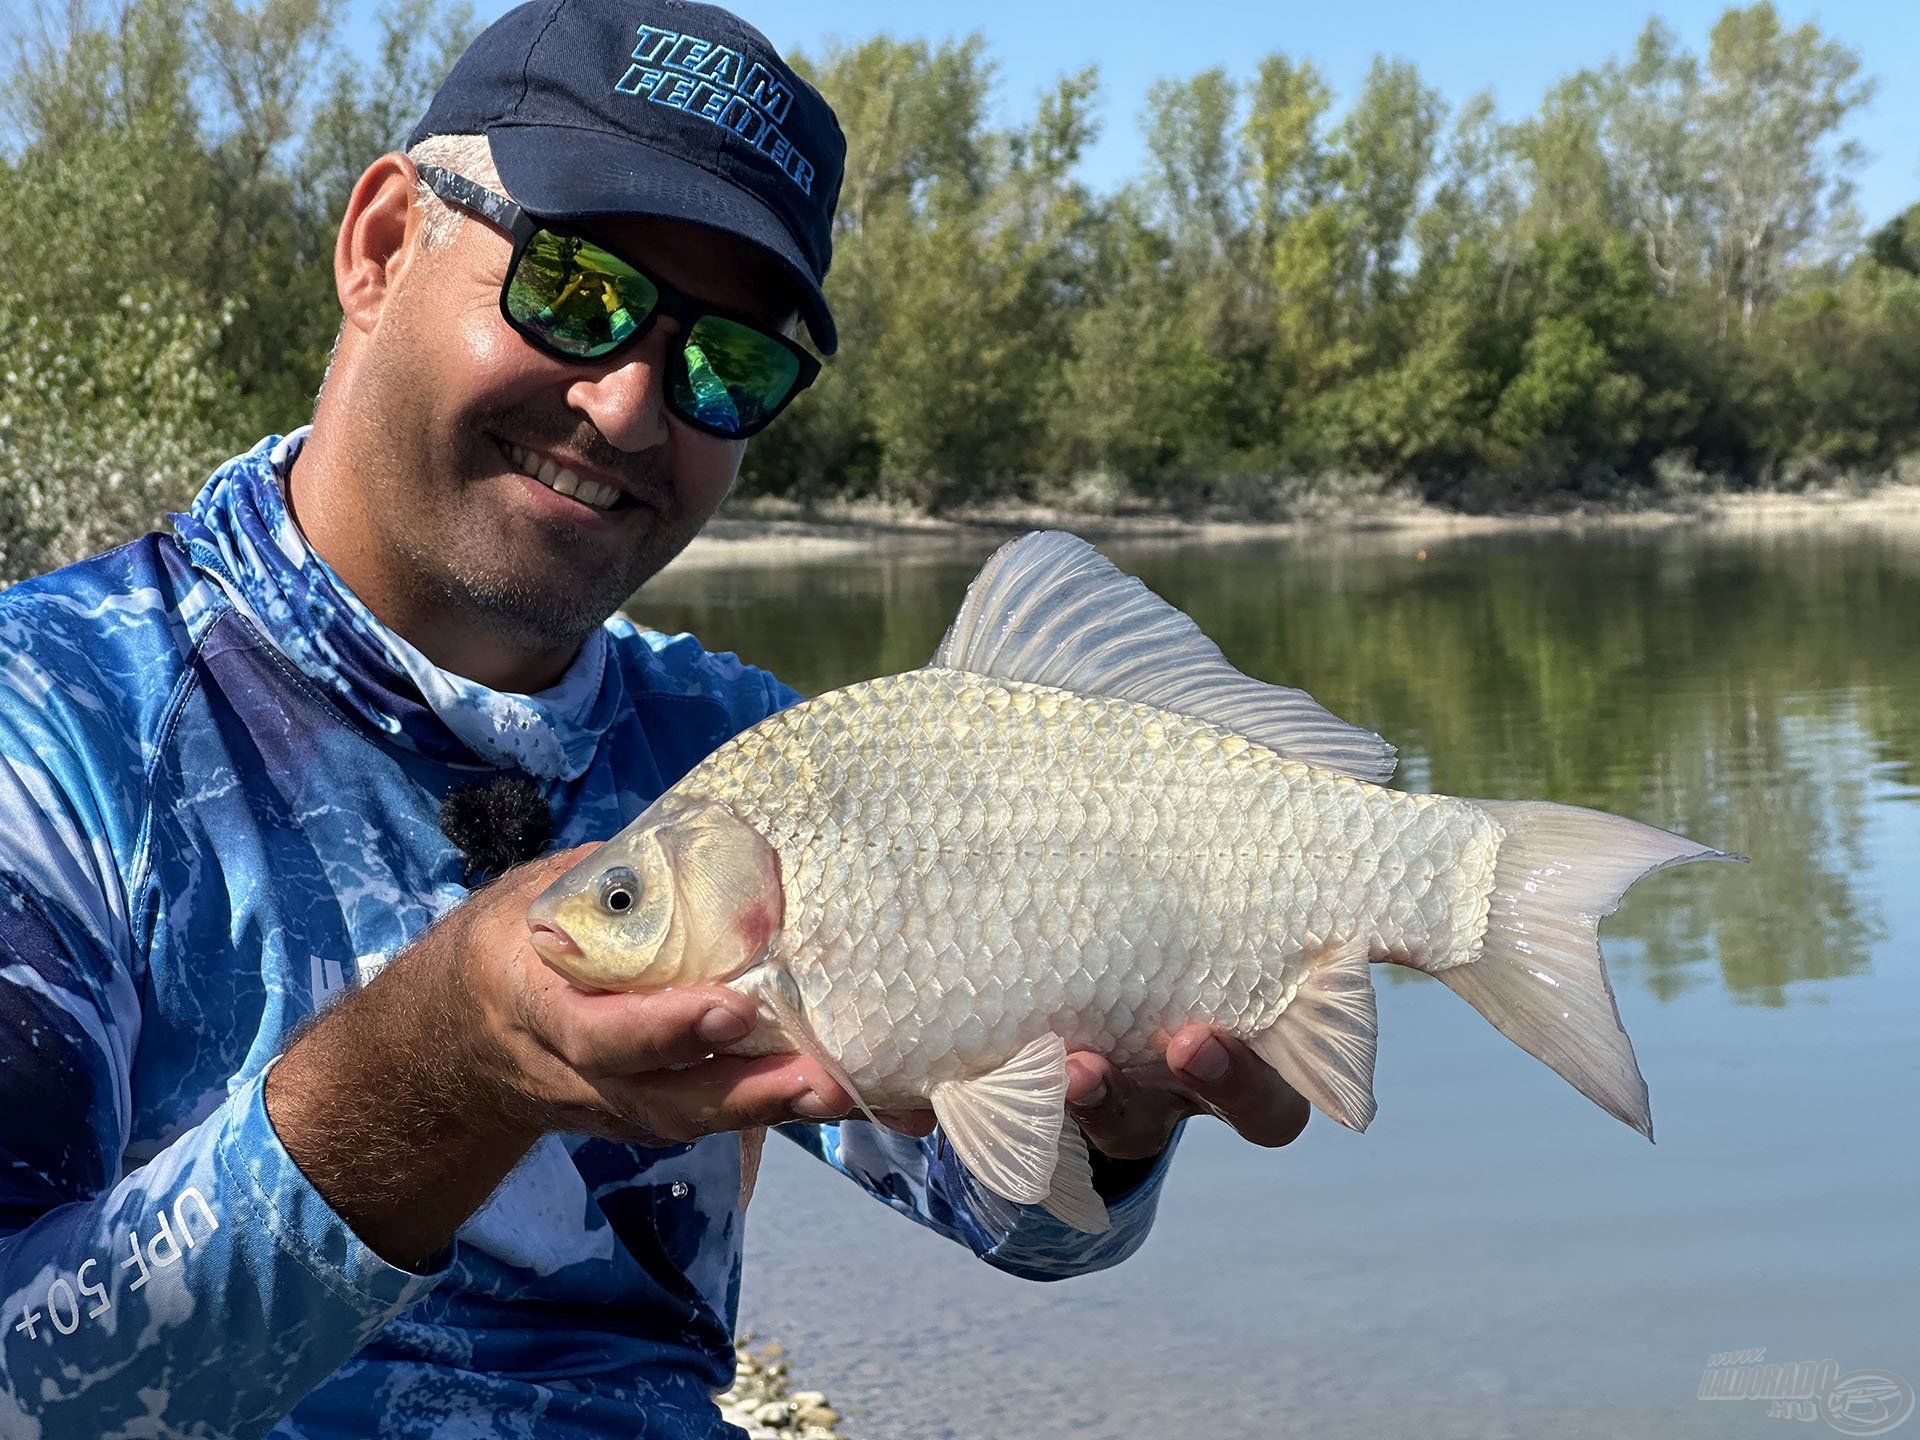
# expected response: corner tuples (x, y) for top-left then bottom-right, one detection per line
(631, 520), (1919, 1440)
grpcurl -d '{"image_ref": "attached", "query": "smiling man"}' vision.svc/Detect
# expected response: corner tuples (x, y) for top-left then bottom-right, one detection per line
(0, 3), (1306, 1437)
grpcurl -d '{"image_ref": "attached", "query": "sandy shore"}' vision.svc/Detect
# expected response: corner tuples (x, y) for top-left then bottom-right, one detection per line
(670, 483), (1920, 570)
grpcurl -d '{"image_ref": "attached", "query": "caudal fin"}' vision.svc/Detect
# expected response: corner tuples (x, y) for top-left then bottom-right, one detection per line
(1440, 799), (1741, 1140)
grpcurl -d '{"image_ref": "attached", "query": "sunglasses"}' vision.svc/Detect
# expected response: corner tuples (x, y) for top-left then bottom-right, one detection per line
(415, 164), (821, 440)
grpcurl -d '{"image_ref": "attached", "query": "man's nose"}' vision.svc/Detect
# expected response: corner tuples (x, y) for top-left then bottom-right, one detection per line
(565, 329), (673, 453)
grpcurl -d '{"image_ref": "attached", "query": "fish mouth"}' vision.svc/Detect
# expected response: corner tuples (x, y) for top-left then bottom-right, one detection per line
(527, 921), (583, 967)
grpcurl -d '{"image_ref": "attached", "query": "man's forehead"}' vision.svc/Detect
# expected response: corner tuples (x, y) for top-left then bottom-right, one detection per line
(592, 212), (799, 327)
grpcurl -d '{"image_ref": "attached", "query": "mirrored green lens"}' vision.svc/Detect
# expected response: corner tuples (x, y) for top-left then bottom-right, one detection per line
(506, 231), (657, 356)
(671, 315), (802, 435)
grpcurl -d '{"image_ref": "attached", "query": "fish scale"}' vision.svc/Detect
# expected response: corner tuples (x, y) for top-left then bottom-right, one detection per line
(678, 668), (1502, 1100)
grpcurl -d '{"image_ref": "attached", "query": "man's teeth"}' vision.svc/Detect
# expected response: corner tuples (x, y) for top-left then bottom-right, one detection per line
(503, 441), (622, 510)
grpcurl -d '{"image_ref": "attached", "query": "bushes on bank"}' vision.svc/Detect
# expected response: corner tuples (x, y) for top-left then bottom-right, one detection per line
(2, 1), (1916, 584)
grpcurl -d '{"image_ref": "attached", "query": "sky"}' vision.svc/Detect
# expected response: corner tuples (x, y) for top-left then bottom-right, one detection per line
(345, 0), (1920, 228)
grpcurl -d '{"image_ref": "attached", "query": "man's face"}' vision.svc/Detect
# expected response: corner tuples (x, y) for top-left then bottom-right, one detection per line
(349, 194), (800, 658)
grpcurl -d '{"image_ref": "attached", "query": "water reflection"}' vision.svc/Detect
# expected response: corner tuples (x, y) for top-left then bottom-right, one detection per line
(633, 521), (1917, 1008)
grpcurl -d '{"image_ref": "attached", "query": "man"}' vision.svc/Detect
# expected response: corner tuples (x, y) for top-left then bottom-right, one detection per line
(0, 2), (1307, 1435)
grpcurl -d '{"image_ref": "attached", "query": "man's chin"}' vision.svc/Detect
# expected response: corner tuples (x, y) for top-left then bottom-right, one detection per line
(405, 486), (698, 655)
(460, 578), (630, 656)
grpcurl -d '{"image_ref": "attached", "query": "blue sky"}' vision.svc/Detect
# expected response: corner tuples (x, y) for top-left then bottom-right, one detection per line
(348, 0), (1920, 227)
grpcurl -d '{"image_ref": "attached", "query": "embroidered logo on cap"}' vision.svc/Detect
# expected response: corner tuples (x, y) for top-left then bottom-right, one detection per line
(612, 24), (817, 195)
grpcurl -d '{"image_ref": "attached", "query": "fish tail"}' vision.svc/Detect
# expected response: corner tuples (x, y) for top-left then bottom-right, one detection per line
(1438, 799), (1742, 1140)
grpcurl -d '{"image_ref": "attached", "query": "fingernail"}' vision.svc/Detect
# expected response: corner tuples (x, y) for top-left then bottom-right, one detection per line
(1069, 1078), (1109, 1110)
(698, 1008), (751, 1045)
(1184, 1037), (1231, 1084)
(791, 1088), (849, 1120)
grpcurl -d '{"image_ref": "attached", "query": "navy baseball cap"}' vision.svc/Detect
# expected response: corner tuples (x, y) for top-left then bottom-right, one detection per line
(407, 0), (845, 353)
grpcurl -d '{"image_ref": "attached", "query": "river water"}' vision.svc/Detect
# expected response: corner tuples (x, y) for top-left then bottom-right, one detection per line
(631, 518), (1919, 1440)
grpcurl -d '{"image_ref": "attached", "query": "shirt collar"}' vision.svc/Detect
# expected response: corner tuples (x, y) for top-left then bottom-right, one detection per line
(171, 428), (621, 781)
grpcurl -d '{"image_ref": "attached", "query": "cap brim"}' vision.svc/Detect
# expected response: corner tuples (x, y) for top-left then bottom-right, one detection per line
(488, 124), (838, 355)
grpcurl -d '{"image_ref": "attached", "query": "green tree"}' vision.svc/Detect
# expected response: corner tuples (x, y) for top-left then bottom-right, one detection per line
(1694, 2), (1873, 330)
(1141, 67), (1243, 276)
(1329, 57), (1442, 310)
(303, 0), (479, 220)
(1048, 218), (1231, 487)
(1866, 202), (1920, 276)
(0, 0), (483, 581)
(1606, 21), (1704, 294)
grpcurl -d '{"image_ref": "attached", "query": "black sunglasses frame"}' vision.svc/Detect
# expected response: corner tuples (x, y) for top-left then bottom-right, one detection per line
(414, 163), (821, 440)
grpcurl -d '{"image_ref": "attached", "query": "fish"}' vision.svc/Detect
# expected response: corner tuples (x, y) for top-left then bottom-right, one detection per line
(526, 532), (1739, 1232)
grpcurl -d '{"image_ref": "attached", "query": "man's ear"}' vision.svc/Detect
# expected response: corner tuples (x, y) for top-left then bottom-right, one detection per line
(335, 153), (427, 338)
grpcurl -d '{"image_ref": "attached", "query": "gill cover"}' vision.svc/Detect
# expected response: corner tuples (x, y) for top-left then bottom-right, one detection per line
(529, 793), (782, 990)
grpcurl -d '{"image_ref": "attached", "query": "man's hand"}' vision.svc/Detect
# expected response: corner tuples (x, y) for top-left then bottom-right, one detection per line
(266, 846), (853, 1270)
(1063, 1024), (1311, 1161)
(463, 846), (854, 1148)
(832, 1025), (1314, 1168)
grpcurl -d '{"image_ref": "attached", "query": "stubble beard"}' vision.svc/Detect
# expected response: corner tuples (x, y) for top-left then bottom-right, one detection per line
(356, 330), (701, 658)
(384, 443), (684, 656)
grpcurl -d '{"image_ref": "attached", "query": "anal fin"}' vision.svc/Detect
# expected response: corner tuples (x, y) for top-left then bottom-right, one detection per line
(1245, 937), (1379, 1131)
(1039, 1118), (1112, 1234)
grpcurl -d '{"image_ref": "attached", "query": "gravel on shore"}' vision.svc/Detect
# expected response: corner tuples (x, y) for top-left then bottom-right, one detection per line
(720, 1337), (848, 1439)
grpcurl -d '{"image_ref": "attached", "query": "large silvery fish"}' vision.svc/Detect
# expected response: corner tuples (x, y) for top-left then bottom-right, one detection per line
(527, 533), (1736, 1232)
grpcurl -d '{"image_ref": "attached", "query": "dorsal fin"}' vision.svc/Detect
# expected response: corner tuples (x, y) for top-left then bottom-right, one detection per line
(932, 531), (1396, 783)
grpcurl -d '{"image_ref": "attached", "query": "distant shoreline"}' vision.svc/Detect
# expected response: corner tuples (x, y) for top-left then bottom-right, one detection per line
(670, 483), (1920, 570)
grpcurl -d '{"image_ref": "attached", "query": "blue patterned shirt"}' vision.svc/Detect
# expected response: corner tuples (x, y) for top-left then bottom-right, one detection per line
(0, 430), (1179, 1439)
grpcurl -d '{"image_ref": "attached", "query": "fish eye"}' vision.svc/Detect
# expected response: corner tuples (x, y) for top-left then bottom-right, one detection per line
(597, 867), (641, 915)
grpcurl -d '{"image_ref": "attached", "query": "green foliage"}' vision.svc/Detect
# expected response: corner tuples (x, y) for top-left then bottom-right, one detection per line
(764, 37), (1107, 506)
(1050, 262), (1232, 487)
(1867, 203), (1920, 275)
(1, 1), (1913, 582)
(0, 0), (476, 583)
(0, 281), (234, 578)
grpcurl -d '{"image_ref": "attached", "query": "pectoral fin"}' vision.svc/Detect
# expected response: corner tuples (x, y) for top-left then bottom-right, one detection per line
(1245, 936), (1378, 1131)
(755, 964), (880, 1126)
(930, 1033), (1071, 1206)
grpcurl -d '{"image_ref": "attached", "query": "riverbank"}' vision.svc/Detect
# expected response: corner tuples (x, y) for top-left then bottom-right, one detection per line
(670, 482), (1920, 570)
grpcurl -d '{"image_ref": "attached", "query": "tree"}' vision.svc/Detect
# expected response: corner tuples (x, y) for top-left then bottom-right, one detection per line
(1866, 203), (1920, 276)
(759, 37), (1105, 502)
(1329, 57), (1442, 309)
(0, 0), (483, 580)
(303, 0), (478, 220)
(1694, 2), (1873, 330)
(1048, 211), (1231, 487)
(1141, 67), (1243, 276)
(1606, 21), (1704, 293)
(4, 0), (1915, 576)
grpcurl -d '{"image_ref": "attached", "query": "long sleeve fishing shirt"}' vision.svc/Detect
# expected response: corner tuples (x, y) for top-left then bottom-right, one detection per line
(0, 430), (1180, 1440)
